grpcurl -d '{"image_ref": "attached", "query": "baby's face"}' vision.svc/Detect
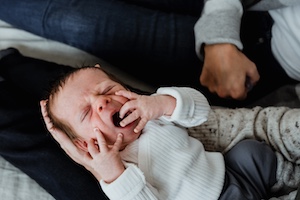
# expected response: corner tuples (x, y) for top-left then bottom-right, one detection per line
(52, 67), (141, 151)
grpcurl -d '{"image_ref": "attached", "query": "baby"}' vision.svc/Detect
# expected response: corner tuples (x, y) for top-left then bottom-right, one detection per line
(41, 65), (277, 200)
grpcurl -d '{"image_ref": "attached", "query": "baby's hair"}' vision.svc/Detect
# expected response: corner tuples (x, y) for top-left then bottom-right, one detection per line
(45, 66), (127, 141)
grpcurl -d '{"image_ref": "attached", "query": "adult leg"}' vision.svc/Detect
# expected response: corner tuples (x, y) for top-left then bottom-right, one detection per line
(0, 0), (254, 107)
(0, 1), (294, 107)
(0, 0), (203, 90)
(2, 2), (298, 107)
(0, 50), (108, 200)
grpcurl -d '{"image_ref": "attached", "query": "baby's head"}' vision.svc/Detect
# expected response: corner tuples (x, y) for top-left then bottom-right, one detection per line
(46, 65), (141, 151)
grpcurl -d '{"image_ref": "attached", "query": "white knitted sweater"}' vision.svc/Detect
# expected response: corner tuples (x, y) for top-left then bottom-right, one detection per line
(100, 87), (225, 200)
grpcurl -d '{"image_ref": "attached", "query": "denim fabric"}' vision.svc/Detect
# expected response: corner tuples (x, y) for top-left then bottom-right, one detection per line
(0, 1), (297, 107)
(0, 0), (203, 90)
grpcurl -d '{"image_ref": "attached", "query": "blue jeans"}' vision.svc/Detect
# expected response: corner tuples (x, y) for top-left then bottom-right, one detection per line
(0, 0), (203, 94)
(0, 0), (297, 107)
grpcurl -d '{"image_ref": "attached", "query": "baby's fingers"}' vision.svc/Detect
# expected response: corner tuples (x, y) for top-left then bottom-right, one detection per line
(112, 133), (123, 152)
(119, 100), (136, 119)
(115, 90), (138, 100)
(133, 118), (147, 133)
(120, 110), (139, 127)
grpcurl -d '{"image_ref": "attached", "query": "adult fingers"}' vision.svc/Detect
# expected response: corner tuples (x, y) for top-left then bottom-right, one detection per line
(40, 100), (54, 131)
(87, 139), (99, 158)
(55, 132), (86, 164)
(40, 100), (69, 143)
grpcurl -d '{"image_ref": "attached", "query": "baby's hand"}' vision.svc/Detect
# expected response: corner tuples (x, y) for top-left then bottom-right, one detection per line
(88, 128), (125, 183)
(115, 90), (176, 133)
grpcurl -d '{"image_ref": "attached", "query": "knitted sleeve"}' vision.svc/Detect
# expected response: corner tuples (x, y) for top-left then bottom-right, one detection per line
(194, 0), (298, 60)
(156, 87), (211, 127)
(194, 0), (243, 60)
(100, 163), (158, 200)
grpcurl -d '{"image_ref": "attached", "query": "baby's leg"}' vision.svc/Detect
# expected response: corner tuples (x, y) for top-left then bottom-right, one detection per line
(219, 139), (277, 200)
(189, 106), (300, 163)
(188, 106), (300, 196)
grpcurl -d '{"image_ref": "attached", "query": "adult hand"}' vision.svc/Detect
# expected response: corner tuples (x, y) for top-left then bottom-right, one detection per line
(200, 43), (260, 100)
(39, 100), (102, 180)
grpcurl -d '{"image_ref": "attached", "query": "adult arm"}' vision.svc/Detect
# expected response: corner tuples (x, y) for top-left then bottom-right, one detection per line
(194, 0), (258, 99)
(188, 106), (300, 195)
(195, 0), (300, 61)
(194, 0), (300, 100)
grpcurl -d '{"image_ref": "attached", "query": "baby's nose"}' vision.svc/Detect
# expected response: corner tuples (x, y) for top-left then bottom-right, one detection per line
(96, 96), (111, 111)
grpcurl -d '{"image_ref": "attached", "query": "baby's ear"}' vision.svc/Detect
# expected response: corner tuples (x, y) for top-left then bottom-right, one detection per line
(74, 139), (88, 152)
(94, 64), (101, 68)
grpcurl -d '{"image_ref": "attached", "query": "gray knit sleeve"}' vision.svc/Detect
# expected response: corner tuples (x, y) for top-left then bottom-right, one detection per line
(194, 0), (300, 60)
(194, 0), (244, 60)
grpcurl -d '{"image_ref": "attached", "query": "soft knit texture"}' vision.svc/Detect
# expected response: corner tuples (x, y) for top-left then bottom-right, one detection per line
(100, 87), (225, 200)
(188, 106), (300, 199)
(99, 87), (300, 199)
(194, 0), (300, 59)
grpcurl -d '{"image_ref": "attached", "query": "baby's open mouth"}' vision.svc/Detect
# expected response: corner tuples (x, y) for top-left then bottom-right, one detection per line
(112, 112), (131, 127)
(112, 112), (123, 127)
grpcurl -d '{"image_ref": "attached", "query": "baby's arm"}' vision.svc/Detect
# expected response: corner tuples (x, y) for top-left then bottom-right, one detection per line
(100, 163), (159, 200)
(157, 87), (211, 127)
(115, 90), (176, 133)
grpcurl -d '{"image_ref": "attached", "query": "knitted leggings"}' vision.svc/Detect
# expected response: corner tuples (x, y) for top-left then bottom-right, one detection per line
(188, 106), (300, 199)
